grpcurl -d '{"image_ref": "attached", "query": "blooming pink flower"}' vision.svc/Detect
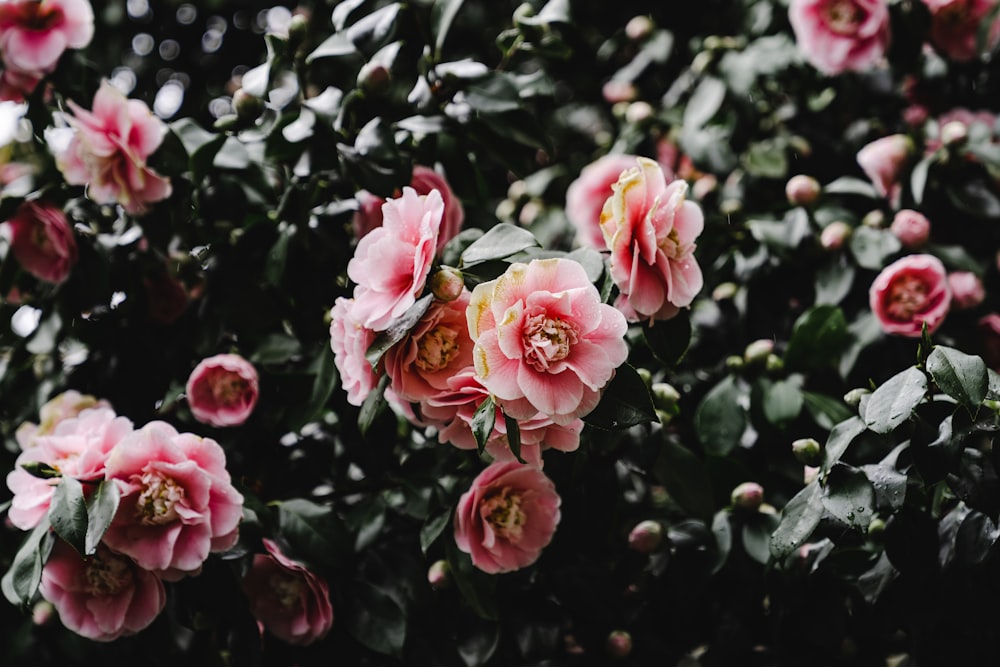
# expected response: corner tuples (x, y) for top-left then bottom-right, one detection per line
(948, 271), (985, 309)
(39, 541), (166, 642)
(869, 254), (951, 337)
(0, 0), (94, 81)
(889, 209), (931, 248)
(788, 0), (891, 75)
(347, 186), (444, 331)
(454, 461), (562, 574)
(102, 421), (244, 579)
(856, 134), (913, 201)
(6, 407), (132, 530)
(185, 353), (259, 427)
(329, 296), (380, 407)
(54, 80), (172, 215)
(14, 389), (112, 450)
(468, 258), (628, 424)
(242, 539), (334, 646)
(599, 156), (704, 322)
(6, 200), (77, 284)
(922, 0), (1000, 62)
(352, 165), (463, 252)
(565, 153), (638, 249)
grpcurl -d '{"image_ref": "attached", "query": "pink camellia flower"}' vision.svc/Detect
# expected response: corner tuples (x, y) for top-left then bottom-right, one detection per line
(869, 253), (951, 337)
(101, 421), (244, 579)
(565, 153), (638, 249)
(352, 165), (463, 252)
(15, 389), (112, 450)
(6, 200), (77, 284)
(6, 407), (132, 531)
(468, 258), (629, 424)
(0, 0), (94, 80)
(329, 296), (380, 407)
(948, 271), (985, 309)
(39, 540), (166, 642)
(54, 80), (172, 215)
(454, 461), (562, 574)
(922, 0), (1000, 62)
(347, 186), (444, 331)
(788, 0), (891, 75)
(185, 353), (259, 427)
(242, 538), (334, 646)
(979, 313), (1000, 369)
(599, 156), (704, 322)
(889, 209), (931, 248)
(856, 134), (913, 201)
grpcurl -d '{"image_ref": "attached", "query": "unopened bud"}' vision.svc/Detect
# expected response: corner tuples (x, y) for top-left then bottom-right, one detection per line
(625, 101), (654, 124)
(820, 220), (852, 251)
(232, 89), (264, 121)
(861, 209), (885, 228)
(32, 600), (55, 626)
(940, 120), (968, 147)
(713, 282), (738, 301)
(651, 382), (680, 411)
(627, 519), (664, 553)
(692, 174), (718, 200)
(720, 198), (742, 216)
(744, 339), (774, 365)
(287, 14), (309, 46)
(765, 353), (784, 374)
(867, 517), (886, 541)
(731, 482), (764, 511)
(635, 367), (652, 386)
(430, 267), (465, 302)
(625, 15), (654, 41)
(603, 79), (636, 104)
(785, 174), (821, 206)
(843, 387), (869, 406)
(606, 630), (633, 659)
(358, 62), (392, 95)
(427, 559), (451, 590)
(725, 355), (745, 371)
(792, 437), (823, 466)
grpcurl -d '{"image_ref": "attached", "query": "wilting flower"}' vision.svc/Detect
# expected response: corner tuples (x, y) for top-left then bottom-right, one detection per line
(54, 80), (172, 215)
(565, 153), (638, 249)
(856, 134), (913, 201)
(889, 209), (931, 249)
(468, 258), (629, 424)
(788, 0), (891, 75)
(869, 254), (951, 337)
(922, 0), (1000, 62)
(242, 539), (334, 646)
(454, 461), (562, 573)
(329, 296), (380, 407)
(39, 541), (166, 642)
(6, 200), (77, 284)
(186, 353), (260, 427)
(102, 421), (244, 579)
(600, 156), (704, 322)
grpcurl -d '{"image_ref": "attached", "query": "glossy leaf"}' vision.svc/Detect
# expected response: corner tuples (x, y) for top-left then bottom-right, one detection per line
(821, 416), (867, 473)
(862, 367), (928, 434)
(1, 518), (54, 607)
(278, 498), (352, 571)
(926, 346), (988, 415)
(49, 477), (88, 555)
(365, 294), (434, 368)
(472, 395), (496, 455)
(343, 578), (407, 657)
(460, 223), (539, 267)
(694, 375), (747, 456)
(642, 310), (692, 368)
(582, 363), (657, 430)
(769, 481), (823, 560)
(432, 0), (465, 57)
(359, 374), (390, 437)
(821, 465), (875, 530)
(653, 437), (714, 521)
(784, 304), (849, 371)
(84, 480), (120, 556)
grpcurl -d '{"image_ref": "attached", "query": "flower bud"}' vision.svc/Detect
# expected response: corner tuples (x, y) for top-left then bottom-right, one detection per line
(940, 120), (969, 147)
(606, 630), (633, 659)
(791, 437), (823, 466)
(429, 266), (465, 302)
(867, 517), (886, 541)
(232, 89), (264, 121)
(627, 519), (664, 553)
(785, 175), (821, 206)
(287, 13), (309, 46)
(651, 382), (680, 411)
(843, 387), (869, 406)
(358, 62), (392, 95)
(820, 221), (852, 251)
(725, 355), (745, 371)
(744, 339), (774, 365)
(602, 80), (636, 104)
(861, 209), (884, 228)
(889, 209), (931, 249)
(625, 101), (654, 124)
(713, 282), (738, 301)
(635, 367), (652, 386)
(765, 354), (784, 374)
(32, 600), (55, 626)
(427, 559), (451, 590)
(947, 271), (985, 310)
(731, 482), (764, 511)
(803, 465), (819, 485)
(625, 15), (654, 41)
(692, 174), (718, 200)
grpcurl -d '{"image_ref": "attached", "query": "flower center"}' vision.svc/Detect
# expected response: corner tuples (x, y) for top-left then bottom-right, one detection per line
(136, 470), (185, 525)
(522, 313), (578, 372)
(269, 572), (305, 609)
(84, 548), (134, 596)
(885, 275), (929, 321)
(824, 0), (865, 34)
(482, 487), (526, 541)
(211, 372), (250, 407)
(416, 325), (460, 372)
(12, 2), (63, 31)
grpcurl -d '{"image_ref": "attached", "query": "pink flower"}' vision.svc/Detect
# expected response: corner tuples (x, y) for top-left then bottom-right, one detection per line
(468, 258), (628, 424)
(0, 0), (94, 80)
(39, 541), (166, 642)
(352, 165), (464, 252)
(869, 254), (951, 337)
(347, 186), (444, 331)
(857, 134), (913, 200)
(54, 80), (172, 215)
(788, 0), (891, 75)
(242, 538), (334, 646)
(329, 296), (380, 407)
(101, 421), (244, 579)
(599, 156), (705, 322)
(185, 353), (259, 427)
(15, 389), (112, 450)
(948, 271), (985, 309)
(889, 209), (931, 248)
(565, 153), (638, 249)
(454, 461), (561, 574)
(6, 407), (132, 530)
(6, 200), (77, 284)
(923, 0), (1000, 62)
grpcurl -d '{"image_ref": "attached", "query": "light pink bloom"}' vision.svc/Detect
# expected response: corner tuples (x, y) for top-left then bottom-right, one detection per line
(102, 421), (244, 579)
(6, 200), (77, 284)
(39, 541), (166, 642)
(468, 258), (628, 424)
(869, 254), (951, 337)
(347, 186), (444, 331)
(599, 156), (704, 322)
(856, 134), (913, 200)
(6, 407), (132, 530)
(186, 353), (259, 427)
(329, 296), (380, 407)
(788, 0), (891, 75)
(55, 80), (172, 215)
(565, 153), (638, 249)
(454, 461), (561, 574)
(948, 271), (985, 309)
(889, 209), (931, 248)
(242, 538), (334, 646)
(15, 389), (112, 450)
(352, 165), (463, 252)
(0, 0), (94, 77)
(923, 0), (1000, 62)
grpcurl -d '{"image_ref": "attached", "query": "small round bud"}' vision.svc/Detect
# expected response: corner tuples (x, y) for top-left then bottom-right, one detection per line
(940, 120), (969, 147)
(606, 630), (633, 659)
(430, 267), (465, 302)
(625, 15), (654, 41)
(720, 198), (742, 216)
(692, 174), (718, 200)
(427, 559), (451, 590)
(788, 135), (812, 158)
(603, 79), (636, 104)
(635, 367), (652, 386)
(713, 282), (738, 301)
(287, 13), (309, 45)
(792, 437), (823, 467)
(506, 180), (527, 201)
(649, 485), (670, 508)
(731, 482), (764, 511)
(803, 465), (820, 485)
(627, 519), (664, 554)
(785, 175), (821, 206)
(765, 353), (784, 374)
(651, 382), (680, 410)
(843, 388), (869, 406)
(889, 209), (931, 249)
(625, 101), (654, 124)
(820, 221), (852, 251)
(32, 600), (55, 626)
(358, 62), (392, 95)
(744, 339), (774, 365)
(232, 89), (264, 121)
(867, 517), (886, 541)
(725, 355), (745, 371)
(861, 209), (885, 228)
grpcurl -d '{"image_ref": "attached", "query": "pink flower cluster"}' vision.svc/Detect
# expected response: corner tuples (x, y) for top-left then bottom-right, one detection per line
(788, 0), (891, 75)
(5, 392), (244, 641)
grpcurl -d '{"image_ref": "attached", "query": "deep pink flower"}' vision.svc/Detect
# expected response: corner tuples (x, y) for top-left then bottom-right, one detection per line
(39, 541), (166, 642)
(948, 271), (985, 309)
(857, 134), (913, 201)
(468, 258), (628, 424)
(102, 421), (244, 579)
(599, 157), (704, 322)
(186, 353), (259, 427)
(922, 0), (1000, 62)
(889, 209), (931, 248)
(565, 154), (638, 249)
(788, 0), (891, 75)
(6, 200), (77, 284)
(54, 80), (172, 215)
(242, 539), (334, 646)
(347, 186), (444, 331)
(329, 296), (380, 407)
(0, 0), (93, 79)
(869, 254), (951, 337)
(454, 461), (561, 574)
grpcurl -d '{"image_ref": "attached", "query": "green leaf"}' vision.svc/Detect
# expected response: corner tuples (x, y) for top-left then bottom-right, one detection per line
(642, 310), (692, 368)
(849, 226), (902, 271)
(823, 176), (878, 198)
(290, 343), (340, 430)
(516, 0), (571, 25)
(49, 477), (88, 554)
(1, 518), (53, 607)
(815, 258), (854, 306)
(784, 304), (848, 371)
(464, 73), (521, 114)
(910, 152), (935, 204)
(445, 534), (497, 620)
(359, 373), (390, 436)
(653, 437), (714, 521)
(502, 411), (525, 463)
(19, 461), (61, 479)
(432, 0), (465, 58)
(821, 416), (867, 473)
(769, 481), (823, 560)
(946, 179), (1000, 219)
(862, 367), (928, 434)
(85, 481), (120, 556)
(694, 375), (747, 456)
(802, 391), (854, 431)
(343, 579), (407, 657)
(347, 3), (402, 54)
(582, 363), (658, 430)
(762, 376), (804, 427)
(472, 395), (496, 455)
(821, 465), (875, 531)
(742, 139), (788, 179)
(307, 32), (358, 62)
(861, 461), (907, 513)
(926, 346), (988, 416)
(988, 369), (1000, 400)
(365, 294), (435, 369)
(683, 76), (726, 129)
(251, 332), (302, 365)
(460, 223), (539, 267)
(710, 510), (732, 574)
(264, 224), (296, 286)
(278, 498), (352, 570)
(421, 510), (452, 554)
(743, 513), (780, 564)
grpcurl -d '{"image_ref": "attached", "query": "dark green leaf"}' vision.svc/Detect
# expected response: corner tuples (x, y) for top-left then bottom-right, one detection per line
(432, 0), (465, 57)
(445, 534), (497, 620)
(421, 510), (452, 554)
(84, 481), (120, 556)
(49, 477), (88, 554)
(821, 465), (875, 530)
(849, 226), (902, 271)
(784, 304), (848, 371)
(742, 514), (780, 564)
(988, 369), (1000, 400)
(19, 461), (61, 479)
(472, 395), (496, 455)
(642, 310), (692, 368)
(862, 366), (928, 434)
(821, 416), (867, 473)
(802, 391), (854, 431)
(683, 76), (726, 129)
(823, 176), (878, 198)
(359, 374), (390, 436)
(457, 619), (500, 667)
(1, 518), (53, 607)
(910, 152), (935, 204)
(502, 411), (525, 463)
(926, 346), (988, 415)
(856, 552), (898, 604)
(251, 333), (302, 365)
(278, 498), (352, 570)
(366, 294), (435, 369)
(861, 462), (907, 513)
(742, 139), (788, 179)
(343, 579), (407, 657)
(653, 438), (714, 521)
(307, 32), (358, 61)
(815, 258), (854, 306)
(264, 224), (296, 286)
(517, 0), (570, 25)
(946, 179), (1000, 219)
(464, 73), (521, 114)
(694, 375), (747, 456)
(710, 510), (732, 574)
(769, 481), (823, 560)
(762, 376), (804, 427)
(582, 363), (657, 430)
(347, 3), (402, 54)
(460, 223), (539, 267)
